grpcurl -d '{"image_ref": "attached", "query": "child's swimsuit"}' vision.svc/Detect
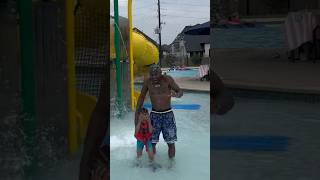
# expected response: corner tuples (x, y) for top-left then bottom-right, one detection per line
(135, 121), (152, 151)
(150, 108), (177, 144)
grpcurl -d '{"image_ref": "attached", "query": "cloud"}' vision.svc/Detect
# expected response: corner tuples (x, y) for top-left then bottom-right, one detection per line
(110, 0), (209, 44)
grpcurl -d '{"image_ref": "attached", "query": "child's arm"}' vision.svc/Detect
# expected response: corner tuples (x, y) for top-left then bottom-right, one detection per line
(135, 118), (142, 135)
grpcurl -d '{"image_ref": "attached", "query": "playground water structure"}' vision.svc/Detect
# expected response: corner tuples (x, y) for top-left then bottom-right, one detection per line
(1, 0), (159, 178)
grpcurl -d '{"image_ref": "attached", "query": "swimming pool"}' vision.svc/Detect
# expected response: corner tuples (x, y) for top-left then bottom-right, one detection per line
(110, 92), (210, 180)
(163, 68), (199, 78)
(213, 95), (320, 180)
(212, 24), (285, 48)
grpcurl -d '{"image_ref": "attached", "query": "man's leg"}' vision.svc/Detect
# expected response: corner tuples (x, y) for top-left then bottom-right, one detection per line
(150, 112), (161, 155)
(167, 143), (175, 159)
(162, 111), (177, 159)
(147, 141), (154, 162)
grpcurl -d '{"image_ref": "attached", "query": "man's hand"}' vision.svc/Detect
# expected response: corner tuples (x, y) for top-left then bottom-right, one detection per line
(168, 75), (183, 98)
(170, 90), (177, 97)
(176, 91), (183, 98)
(146, 116), (151, 123)
(171, 90), (183, 98)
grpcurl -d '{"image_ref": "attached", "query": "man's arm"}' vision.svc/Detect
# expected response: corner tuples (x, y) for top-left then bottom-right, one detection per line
(167, 76), (183, 98)
(212, 71), (235, 115)
(135, 80), (148, 125)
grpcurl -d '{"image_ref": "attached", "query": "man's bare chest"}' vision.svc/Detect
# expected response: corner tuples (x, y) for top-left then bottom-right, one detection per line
(148, 82), (170, 95)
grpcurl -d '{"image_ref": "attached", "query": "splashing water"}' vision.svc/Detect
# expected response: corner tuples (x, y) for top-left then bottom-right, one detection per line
(110, 92), (210, 180)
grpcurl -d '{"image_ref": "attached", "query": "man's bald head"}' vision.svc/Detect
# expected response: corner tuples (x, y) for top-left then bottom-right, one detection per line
(149, 64), (161, 74)
(149, 64), (162, 83)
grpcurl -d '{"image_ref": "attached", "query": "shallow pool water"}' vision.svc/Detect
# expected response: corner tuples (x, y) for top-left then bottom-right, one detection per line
(212, 24), (285, 48)
(213, 96), (320, 180)
(110, 92), (210, 180)
(164, 69), (199, 78)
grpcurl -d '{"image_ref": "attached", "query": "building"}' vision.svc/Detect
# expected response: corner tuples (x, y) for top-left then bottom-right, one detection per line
(169, 21), (210, 65)
(161, 44), (171, 56)
(170, 25), (193, 59)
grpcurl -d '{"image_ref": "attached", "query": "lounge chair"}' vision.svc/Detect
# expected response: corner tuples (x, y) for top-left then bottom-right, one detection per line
(199, 65), (209, 81)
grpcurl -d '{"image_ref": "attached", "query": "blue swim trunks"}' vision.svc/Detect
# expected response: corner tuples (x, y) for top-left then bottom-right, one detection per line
(150, 109), (177, 144)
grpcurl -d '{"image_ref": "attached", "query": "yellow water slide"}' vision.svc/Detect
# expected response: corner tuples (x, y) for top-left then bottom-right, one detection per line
(110, 17), (159, 72)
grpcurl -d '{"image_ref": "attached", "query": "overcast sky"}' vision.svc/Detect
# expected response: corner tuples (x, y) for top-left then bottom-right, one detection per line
(110, 0), (209, 45)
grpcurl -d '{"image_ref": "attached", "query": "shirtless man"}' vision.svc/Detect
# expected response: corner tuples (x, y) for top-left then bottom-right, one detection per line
(135, 64), (183, 161)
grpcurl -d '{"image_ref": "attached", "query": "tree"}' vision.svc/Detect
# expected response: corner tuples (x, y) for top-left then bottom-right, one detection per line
(163, 54), (176, 67)
(190, 54), (202, 66)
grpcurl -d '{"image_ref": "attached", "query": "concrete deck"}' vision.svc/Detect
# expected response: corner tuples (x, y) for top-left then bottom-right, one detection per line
(174, 77), (210, 92)
(135, 76), (210, 93)
(214, 48), (320, 95)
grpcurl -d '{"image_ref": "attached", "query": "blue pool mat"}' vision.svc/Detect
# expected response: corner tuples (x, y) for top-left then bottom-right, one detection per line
(144, 104), (200, 110)
(211, 136), (290, 151)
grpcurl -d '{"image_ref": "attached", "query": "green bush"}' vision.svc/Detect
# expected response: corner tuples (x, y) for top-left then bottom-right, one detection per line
(190, 54), (202, 66)
(163, 54), (176, 67)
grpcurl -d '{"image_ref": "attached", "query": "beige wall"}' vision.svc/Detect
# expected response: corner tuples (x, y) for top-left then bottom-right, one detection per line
(204, 44), (210, 57)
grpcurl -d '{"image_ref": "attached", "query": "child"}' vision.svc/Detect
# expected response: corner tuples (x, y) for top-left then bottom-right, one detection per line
(135, 108), (154, 166)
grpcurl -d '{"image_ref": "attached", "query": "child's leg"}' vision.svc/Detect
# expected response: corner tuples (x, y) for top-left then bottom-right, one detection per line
(137, 150), (143, 158)
(136, 140), (144, 158)
(135, 140), (144, 167)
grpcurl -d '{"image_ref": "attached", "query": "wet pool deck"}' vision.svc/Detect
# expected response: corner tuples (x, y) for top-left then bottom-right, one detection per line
(173, 77), (210, 92)
(161, 67), (209, 92)
(214, 48), (320, 95)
